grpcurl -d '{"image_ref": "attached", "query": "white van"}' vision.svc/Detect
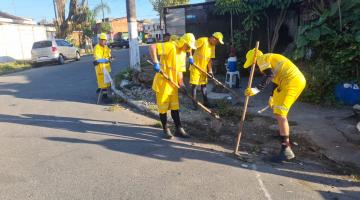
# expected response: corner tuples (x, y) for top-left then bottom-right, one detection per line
(31, 39), (80, 65)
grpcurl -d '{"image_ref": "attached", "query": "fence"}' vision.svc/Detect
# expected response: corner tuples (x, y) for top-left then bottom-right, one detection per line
(0, 24), (55, 62)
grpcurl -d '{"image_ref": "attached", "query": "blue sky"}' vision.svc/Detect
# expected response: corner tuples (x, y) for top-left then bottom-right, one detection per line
(1, 0), (205, 22)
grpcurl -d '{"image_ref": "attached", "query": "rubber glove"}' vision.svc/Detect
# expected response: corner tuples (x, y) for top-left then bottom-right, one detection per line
(208, 71), (214, 78)
(268, 96), (274, 108)
(153, 62), (160, 72)
(244, 87), (260, 97)
(179, 83), (187, 95)
(188, 56), (194, 65)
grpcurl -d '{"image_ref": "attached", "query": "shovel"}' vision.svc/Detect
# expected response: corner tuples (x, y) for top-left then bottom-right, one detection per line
(234, 41), (260, 155)
(190, 63), (242, 105)
(147, 60), (223, 132)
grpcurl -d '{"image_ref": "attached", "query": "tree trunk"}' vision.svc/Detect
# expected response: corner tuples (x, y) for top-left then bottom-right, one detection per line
(248, 29), (253, 49)
(230, 13), (233, 45)
(337, 0), (342, 32)
(270, 8), (287, 53)
(263, 12), (270, 52)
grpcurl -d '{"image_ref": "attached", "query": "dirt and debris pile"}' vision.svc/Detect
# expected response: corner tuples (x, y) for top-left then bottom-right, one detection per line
(114, 62), (360, 179)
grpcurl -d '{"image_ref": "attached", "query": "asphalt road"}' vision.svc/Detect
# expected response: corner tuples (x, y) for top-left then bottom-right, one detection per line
(0, 46), (359, 200)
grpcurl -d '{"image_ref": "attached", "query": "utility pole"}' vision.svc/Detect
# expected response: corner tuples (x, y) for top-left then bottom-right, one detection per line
(126, 0), (140, 71)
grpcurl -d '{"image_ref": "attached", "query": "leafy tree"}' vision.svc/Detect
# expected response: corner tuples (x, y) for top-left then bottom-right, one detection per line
(215, 0), (300, 52)
(100, 22), (112, 33)
(293, 0), (360, 104)
(93, 1), (111, 21)
(54, 0), (89, 38)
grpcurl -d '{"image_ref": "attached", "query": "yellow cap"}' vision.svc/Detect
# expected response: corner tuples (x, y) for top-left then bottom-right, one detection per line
(170, 35), (179, 41)
(99, 33), (107, 40)
(179, 33), (196, 50)
(212, 32), (224, 44)
(243, 48), (263, 68)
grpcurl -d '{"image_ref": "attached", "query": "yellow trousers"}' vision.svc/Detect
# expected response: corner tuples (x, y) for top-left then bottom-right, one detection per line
(272, 75), (306, 116)
(156, 92), (179, 114)
(189, 66), (208, 85)
(95, 64), (111, 89)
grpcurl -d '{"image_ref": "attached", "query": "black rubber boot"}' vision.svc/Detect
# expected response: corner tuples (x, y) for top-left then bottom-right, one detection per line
(160, 113), (173, 139)
(163, 126), (173, 139)
(192, 101), (198, 110)
(175, 127), (190, 138)
(271, 146), (295, 163)
(171, 110), (190, 138)
(102, 93), (113, 104)
(190, 84), (198, 110)
(201, 85), (214, 108)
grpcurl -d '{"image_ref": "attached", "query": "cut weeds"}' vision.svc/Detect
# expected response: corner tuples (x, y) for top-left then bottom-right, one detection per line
(114, 62), (360, 182)
(0, 61), (32, 75)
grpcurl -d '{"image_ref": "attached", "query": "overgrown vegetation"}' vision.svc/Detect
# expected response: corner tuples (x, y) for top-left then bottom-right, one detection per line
(216, 0), (360, 105)
(0, 61), (32, 75)
(215, 0), (300, 52)
(114, 68), (136, 89)
(293, 1), (360, 104)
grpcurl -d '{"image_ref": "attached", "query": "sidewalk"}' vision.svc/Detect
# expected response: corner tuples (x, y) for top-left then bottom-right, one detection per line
(213, 75), (360, 170)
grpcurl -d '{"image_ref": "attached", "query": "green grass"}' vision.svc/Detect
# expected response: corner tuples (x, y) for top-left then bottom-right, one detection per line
(0, 61), (32, 75)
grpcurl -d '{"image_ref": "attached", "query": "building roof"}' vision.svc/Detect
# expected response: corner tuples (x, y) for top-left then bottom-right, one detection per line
(0, 11), (36, 25)
(164, 1), (214, 9)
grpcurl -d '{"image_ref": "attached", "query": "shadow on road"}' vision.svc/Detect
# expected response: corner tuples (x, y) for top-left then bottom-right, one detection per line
(0, 113), (359, 199)
(0, 47), (150, 104)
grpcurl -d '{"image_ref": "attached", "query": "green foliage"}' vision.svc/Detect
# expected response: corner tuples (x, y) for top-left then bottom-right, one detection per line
(100, 22), (112, 33)
(233, 30), (248, 61)
(0, 61), (31, 75)
(150, 0), (189, 17)
(214, 0), (245, 15)
(82, 8), (97, 38)
(215, 0), (300, 51)
(93, 1), (111, 19)
(114, 68), (136, 89)
(293, 0), (360, 104)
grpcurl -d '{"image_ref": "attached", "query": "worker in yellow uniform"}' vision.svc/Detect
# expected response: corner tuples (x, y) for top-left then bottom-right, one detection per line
(170, 34), (188, 74)
(93, 33), (112, 102)
(149, 33), (196, 139)
(189, 32), (224, 109)
(243, 49), (306, 162)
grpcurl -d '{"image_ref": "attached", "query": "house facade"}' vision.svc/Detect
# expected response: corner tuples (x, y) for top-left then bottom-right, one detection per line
(0, 11), (55, 62)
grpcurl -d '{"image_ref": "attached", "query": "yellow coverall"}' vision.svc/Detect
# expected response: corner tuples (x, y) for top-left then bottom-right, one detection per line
(152, 41), (182, 114)
(257, 53), (306, 116)
(93, 44), (112, 89)
(189, 37), (215, 85)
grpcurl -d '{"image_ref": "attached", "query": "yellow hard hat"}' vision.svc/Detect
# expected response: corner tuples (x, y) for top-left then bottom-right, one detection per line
(179, 33), (196, 50)
(99, 33), (107, 40)
(243, 48), (263, 68)
(170, 35), (179, 41)
(212, 32), (224, 44)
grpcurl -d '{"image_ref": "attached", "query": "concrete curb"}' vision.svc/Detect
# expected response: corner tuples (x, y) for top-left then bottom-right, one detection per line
(112, 87), (159, 119)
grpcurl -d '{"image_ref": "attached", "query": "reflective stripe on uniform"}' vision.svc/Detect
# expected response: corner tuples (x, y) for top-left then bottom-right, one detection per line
(259, 63), (271, 71)
(273, 61), (285, 76)
(273, 105), (289, 111)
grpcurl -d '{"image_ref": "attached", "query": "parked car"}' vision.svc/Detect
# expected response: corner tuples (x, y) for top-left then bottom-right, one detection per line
(109, 39), (129, 48)
(31, 39), (80, 65)
(145, 38), (156, 44)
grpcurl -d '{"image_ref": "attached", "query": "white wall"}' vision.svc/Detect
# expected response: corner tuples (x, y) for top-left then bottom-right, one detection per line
(0, 24), (50, 62)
